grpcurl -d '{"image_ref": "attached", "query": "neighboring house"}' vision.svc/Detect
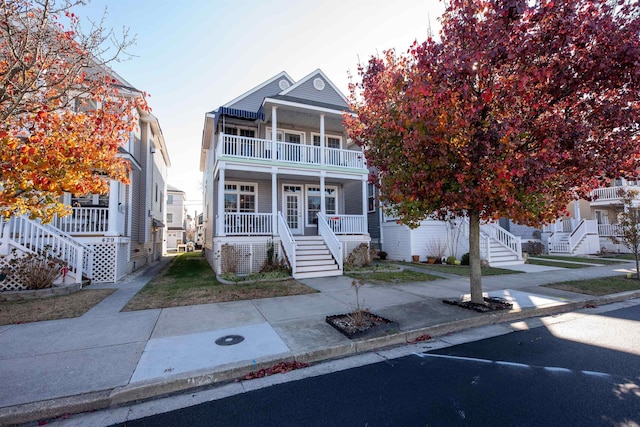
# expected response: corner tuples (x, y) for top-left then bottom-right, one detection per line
(165, 185), (187, 252)
(195, 212), (204, 249)
(200, 69), (370, 278)
(367, 181), (524, 266)
(0, 72), (171, 290)
(543, 178), (640, 255)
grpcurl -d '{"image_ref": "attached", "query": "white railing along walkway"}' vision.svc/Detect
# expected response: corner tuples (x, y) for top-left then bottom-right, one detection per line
(217, 134), (366, 170)
(317, 213), (343, 271)
(277, 212), (297, 275)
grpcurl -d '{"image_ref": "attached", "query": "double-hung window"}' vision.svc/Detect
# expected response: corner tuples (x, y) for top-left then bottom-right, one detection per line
(224, 183), (257, 213)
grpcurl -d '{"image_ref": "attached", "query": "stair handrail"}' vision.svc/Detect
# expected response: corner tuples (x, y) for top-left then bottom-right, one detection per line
(480, 222), (523, 260)
(41, 221), (94, 279)
(317, 213), (343, 271)
(277, 212), (297, 274)
(4, 215), (86, 284)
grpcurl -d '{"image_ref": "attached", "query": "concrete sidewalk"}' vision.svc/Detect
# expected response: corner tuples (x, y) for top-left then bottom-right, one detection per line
(1, 257), (640, 426)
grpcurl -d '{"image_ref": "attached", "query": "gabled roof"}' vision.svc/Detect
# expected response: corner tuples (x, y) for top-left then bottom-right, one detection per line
(222, 71), (294, 113)
(279, 68), (348, 106)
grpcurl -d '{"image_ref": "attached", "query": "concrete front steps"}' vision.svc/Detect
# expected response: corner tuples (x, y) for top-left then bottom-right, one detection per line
(292, 235), (342, 279)
(487, 240), (525, 267)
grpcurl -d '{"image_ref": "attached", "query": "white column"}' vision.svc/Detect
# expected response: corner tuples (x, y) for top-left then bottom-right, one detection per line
(320, 171), (326, 217)
(271, 106), (278, 161)
(106, 180), (119, 236)
(362, 176), (369, 234)
(319, 113), (325, 165)
(272, 167), (278, 235)
(574, 200), (581, 220)
(217, 166), (225, 236)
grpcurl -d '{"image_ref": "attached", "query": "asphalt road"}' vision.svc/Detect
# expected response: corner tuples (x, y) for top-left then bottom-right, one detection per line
(112, 305), (640, 427)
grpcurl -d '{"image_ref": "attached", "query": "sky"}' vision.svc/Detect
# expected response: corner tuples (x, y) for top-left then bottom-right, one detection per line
(77, 0), (446, 215)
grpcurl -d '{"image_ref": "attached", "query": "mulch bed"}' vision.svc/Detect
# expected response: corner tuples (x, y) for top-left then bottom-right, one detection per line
(442, 296), (513, 312)
(326, 311), (399, 339)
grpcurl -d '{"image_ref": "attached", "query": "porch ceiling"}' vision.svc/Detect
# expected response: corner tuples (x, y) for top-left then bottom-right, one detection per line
(262, 100), (345, 134)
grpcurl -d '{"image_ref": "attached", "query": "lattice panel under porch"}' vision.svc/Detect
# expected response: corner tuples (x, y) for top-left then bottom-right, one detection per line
(0, 255), (23, 291)
(88, 243), (116, 283)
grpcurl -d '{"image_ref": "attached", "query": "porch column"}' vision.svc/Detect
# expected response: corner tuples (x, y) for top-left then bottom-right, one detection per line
(362, 176), (369, 234)
(272, 167), (278, 235)
(217, 166), (226, 237)
(574, 200), (581, 220)
(320, 113), (325, 165)
(271, 106), (278, 161)
(320, 171), (326, 217)
(106, 180), (119, 236)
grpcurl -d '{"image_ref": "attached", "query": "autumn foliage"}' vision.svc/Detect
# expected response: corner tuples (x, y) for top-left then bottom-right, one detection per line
(345, 0), (640, 302)
(0, 0), (147, 222)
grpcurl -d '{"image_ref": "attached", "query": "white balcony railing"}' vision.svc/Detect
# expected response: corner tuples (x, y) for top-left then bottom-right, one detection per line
(223, 213), (273, 235)
(54, 207), (108, 235)
(325, 214), (367, 234)
(217, 134), (366, 170)
(598, 224), (622, 237)
(590, 186), (640, 203)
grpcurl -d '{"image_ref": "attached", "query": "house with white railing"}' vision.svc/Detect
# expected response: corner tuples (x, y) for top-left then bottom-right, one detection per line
(543, 179), (640, 254)
(0, 76), (170, 291)
(200, 70), (370, 278)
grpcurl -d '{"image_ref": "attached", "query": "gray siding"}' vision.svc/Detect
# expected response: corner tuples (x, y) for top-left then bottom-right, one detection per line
(343, 181), (363, 215)
(228, 77), (293, 112)
(286, 74), (347, 108)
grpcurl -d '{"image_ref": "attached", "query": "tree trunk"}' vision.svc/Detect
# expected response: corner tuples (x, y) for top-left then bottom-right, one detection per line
(468, 209), (484, 304)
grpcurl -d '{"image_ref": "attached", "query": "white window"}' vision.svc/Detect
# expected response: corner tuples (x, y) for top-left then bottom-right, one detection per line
(368, 183), (376, 213)
(266, 127), (305, 144)
(306, 185), (337, 226)
(312, 134), (342, 149)
(223, 126), (256, 138)
(167, 194), (174, 205)
(224, 182), (257, 213)
(167, 213), (174, 223)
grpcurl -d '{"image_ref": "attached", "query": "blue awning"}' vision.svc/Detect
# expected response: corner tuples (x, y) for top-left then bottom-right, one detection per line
(213, 106), (264, 130)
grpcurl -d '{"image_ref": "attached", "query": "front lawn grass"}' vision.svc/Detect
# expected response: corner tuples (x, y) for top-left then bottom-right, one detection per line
(123, 252), (316, 311)
(544, 276), (640, 296)
(402, 262), (522, 276)
(527, 259), (593, 269)
(533, 255), (624, 265)
(0, 289), (115, 325)
(346, 269), (440, 285)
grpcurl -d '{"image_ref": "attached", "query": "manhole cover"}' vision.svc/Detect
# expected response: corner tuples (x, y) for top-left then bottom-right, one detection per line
(215, 335), (245, 346)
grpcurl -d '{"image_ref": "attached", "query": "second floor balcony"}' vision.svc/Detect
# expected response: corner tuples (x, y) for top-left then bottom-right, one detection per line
(590, 185), (640, 206)
(215, 133), (367, 171)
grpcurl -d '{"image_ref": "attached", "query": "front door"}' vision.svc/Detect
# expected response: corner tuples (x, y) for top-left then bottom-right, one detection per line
(283, 185), (303, 235)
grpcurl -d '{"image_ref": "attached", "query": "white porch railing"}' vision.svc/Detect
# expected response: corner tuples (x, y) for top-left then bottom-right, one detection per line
(217, 134), (366, 170)
(277, 211), (297, 274)
(548, 219), (598, 253)
(325, 214), (366, 234)
(480, 222), (523, 259)
(590, 185), (640, 203)
(223, 213), (273, 235)
(2, 216), (88, 284)
(317, 213), (343, 271)
(598, 224), (622, 237)
(54, 207), (108, 235)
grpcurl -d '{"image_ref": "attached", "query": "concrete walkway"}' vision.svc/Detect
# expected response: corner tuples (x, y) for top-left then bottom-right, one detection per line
(1, 258), (639, 426)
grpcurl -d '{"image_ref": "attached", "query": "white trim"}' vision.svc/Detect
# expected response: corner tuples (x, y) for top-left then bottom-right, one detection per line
(263, 97), (347, 115)
(223, 71), (294, 108)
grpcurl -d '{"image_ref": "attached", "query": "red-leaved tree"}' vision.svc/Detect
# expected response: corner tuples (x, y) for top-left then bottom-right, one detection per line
(0, 0), (147, 222)
(345, 0), (640, 304)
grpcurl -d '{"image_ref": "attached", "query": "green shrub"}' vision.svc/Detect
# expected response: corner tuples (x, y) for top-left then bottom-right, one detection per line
(461, 253), (470, 265)
(446, 255), (457, 265)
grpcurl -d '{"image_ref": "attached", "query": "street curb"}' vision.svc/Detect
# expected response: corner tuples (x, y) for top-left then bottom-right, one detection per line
(2, 290), (639, 426)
